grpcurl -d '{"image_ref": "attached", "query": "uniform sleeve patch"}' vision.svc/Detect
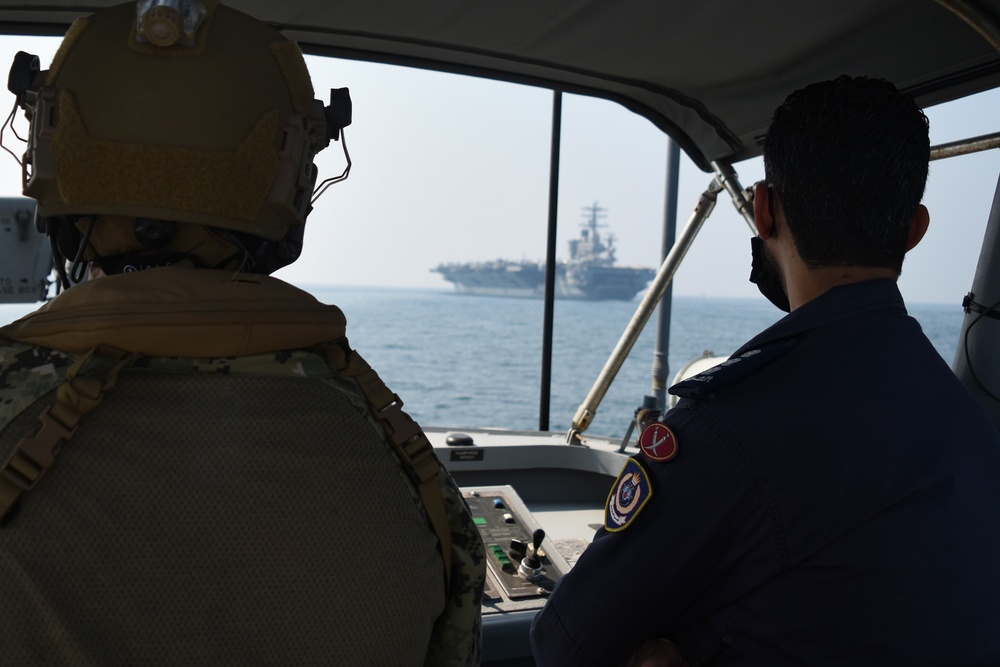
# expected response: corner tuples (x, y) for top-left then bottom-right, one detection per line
(605, 457), (653, 533)
(639, 421), (679, 462)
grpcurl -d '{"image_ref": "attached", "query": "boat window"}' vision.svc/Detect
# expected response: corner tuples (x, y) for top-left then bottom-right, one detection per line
(0, 45), (996, 436)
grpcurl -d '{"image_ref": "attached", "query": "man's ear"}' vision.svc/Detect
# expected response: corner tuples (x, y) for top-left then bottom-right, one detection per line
(905, 204), (930, 252)
(753, 182), (774, 239)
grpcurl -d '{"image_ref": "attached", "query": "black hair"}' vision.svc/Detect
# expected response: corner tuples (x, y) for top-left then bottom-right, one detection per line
(763, 75), (930, 272)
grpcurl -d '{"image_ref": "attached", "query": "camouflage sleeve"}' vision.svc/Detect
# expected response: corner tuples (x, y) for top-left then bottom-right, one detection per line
(0, 343), (74, 431)
(424, 467), (487, 667)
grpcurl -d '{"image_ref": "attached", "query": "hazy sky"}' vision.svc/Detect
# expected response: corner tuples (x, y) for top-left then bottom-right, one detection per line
(1, 36), (998, 306)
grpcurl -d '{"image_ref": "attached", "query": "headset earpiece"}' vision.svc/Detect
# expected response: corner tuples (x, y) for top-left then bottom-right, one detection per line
(46, 216), (83, 261)
(133, 218), (176, 249)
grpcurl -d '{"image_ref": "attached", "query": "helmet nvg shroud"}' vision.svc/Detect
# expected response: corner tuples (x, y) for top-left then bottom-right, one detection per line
(8, 0), (351, 279)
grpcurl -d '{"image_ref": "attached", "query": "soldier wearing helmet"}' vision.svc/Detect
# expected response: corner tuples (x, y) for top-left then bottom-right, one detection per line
(0, 2), (485, 664)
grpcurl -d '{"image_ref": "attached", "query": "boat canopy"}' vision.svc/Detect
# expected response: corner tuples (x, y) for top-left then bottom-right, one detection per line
(0, 1), (999, 170)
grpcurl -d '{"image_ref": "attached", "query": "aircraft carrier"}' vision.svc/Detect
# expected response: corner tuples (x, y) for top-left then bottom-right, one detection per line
(433, 204), (655, 301)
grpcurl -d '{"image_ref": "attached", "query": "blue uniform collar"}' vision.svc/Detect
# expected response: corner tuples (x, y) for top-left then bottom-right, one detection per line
(735, 279), (906, 355)
(669, 279), (907, 401)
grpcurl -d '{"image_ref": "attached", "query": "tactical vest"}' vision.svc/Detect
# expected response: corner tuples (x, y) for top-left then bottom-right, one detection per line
(0, 268), (485, 665)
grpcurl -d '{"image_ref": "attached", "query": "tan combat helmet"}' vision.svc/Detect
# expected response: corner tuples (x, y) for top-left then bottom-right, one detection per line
(9, 0), (351, 280)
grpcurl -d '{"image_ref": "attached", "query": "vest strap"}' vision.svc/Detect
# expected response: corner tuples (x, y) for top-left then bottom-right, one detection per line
(314, 338), (454, 591)
(0, 346), (136, 524)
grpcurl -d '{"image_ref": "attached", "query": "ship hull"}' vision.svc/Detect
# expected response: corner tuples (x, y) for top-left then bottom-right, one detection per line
(434, 261), (547, 298)
(434, 263), (654, 301)
(559, 265), (656, 301)
(452, 284), (544, 298)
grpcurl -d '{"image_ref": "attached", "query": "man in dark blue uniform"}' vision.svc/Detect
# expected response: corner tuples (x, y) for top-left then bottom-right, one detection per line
(530, 76), (1000, 666)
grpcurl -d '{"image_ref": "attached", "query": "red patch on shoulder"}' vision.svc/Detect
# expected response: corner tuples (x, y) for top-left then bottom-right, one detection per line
(638, 422), (679, 462)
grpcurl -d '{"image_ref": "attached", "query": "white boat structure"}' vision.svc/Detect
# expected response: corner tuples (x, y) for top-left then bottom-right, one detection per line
(2, 2), (1000, 666)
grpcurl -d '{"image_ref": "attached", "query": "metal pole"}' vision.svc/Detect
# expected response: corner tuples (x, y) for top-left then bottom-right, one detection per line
(929, 131), (1000, 161)
(952, 169), (1000, 431)
(934, 0), (1000, 52)
(650, 140), (681, 412)
(567, 175), (724, 444)
(711, 160), (756, 232)
(539, 91), (561, 431)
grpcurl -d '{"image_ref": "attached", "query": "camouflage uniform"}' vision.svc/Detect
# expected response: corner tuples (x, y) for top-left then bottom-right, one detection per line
(2, 2), (484, 662)
(0, 268), (485, 666)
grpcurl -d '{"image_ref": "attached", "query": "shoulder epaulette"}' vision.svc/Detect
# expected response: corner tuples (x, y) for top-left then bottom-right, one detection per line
(669, 338), (796, 400)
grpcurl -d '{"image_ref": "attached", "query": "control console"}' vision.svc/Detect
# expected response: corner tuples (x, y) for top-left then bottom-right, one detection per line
(463, 485), (571, 615)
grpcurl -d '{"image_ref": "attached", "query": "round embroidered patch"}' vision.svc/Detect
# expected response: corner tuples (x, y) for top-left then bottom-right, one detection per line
(605, 457), (653, 532)
(639, 421), (679, 462)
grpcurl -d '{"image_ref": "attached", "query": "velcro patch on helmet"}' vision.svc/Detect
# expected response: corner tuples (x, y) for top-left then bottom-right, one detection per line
(51, 92), (280, 234)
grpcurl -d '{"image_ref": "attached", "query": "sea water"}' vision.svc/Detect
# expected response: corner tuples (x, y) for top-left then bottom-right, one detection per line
(0, 286), (965, 439)
(312, 286), (964, 438)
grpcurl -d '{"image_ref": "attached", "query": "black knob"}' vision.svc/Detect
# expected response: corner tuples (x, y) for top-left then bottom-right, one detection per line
(532, 528), (545, 550)
(525, 529), (545, 568)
